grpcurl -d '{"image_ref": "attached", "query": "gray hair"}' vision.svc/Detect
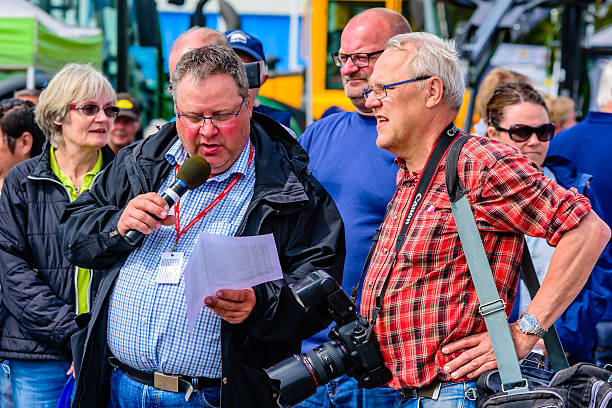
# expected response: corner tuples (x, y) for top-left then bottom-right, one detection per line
(170, 44), (249, 103)
(597, 59), (612, 110)
(35, 63), (116, 148)
(386, 32), (464, 111)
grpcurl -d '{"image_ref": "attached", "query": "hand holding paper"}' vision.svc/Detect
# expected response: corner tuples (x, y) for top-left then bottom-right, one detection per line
(184, 232), (284, 332)
(204, 288), (256, 324)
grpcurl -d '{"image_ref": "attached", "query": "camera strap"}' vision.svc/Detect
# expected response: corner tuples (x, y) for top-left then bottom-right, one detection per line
(364, 123), (461, 337)
(351, 226), (382, 303)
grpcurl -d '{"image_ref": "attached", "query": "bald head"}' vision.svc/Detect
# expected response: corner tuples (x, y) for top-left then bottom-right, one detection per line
(339, 8), (411, 114)
(168, 27), (228, 74)
(345, 8), (411, 38)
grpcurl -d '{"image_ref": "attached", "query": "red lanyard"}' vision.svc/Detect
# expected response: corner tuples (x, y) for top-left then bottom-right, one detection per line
(172, 143), (254, 249)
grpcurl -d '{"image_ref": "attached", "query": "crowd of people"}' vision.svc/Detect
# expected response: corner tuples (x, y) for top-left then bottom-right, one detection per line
(0, 7), (610, 408)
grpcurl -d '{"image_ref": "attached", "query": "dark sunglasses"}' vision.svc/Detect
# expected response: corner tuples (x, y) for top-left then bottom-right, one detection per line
(69, 104), (120, 118)
(495, 123), (555, 142)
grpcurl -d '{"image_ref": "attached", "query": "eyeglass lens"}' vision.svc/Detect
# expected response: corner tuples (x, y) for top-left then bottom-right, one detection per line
(179, 114), (238, 129)
(333, 53), (371, 68)
(509, 124), (555, 142)
(79, 104), (120, 118)
(178, 99), (244, 129)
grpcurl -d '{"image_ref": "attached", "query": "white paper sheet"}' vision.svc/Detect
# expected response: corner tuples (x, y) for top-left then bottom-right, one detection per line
(184, 232), (283, 332)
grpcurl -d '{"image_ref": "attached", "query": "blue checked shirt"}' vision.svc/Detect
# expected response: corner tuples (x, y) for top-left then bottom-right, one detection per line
(107, 138), (256, 377)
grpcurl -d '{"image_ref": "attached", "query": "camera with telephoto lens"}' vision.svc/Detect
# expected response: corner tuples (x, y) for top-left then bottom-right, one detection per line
(264, 270), (392, 407)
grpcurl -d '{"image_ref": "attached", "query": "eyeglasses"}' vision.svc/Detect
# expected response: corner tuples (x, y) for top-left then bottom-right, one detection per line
(332, 50), (384, 68)
(70, 104), (120, 118)
(362, 76), (431, 100)
(494, 123), (555, 143)
(177, 98), (246, 129)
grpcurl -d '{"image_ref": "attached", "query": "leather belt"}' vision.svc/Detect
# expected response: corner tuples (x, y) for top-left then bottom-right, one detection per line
(399, 379), (442, 400)
(109, 357), (220, 397)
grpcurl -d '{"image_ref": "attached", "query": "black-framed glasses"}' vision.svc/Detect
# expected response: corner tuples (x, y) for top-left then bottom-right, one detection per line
(177, 97), (246, 129)
(495, 123), (555, 143)
(331, 50), (384, 68)
(69, 104), (120, 118)
(362, 76), (431, 100)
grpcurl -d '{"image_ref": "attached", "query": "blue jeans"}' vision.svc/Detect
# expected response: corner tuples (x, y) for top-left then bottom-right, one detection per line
(0, 361), (12, 408)
(394, 381), (477, 408)
(295, 374), (398, 408)
(109, 369), (221, 407)
(8, 359), (70, 408)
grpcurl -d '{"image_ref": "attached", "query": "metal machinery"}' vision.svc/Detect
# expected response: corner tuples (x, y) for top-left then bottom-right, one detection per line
(454, 0), (610, 130)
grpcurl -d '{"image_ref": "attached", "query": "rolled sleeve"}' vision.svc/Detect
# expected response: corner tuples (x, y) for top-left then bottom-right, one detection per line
(544, 186), (591, 246)
(477, 152), (591, 246)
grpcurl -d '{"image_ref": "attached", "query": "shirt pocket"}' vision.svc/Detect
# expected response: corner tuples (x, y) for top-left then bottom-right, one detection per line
(397, 207), (457, 275)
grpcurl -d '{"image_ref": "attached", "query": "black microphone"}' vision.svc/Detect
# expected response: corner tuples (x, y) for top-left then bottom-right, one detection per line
(124, 156), (211, 245)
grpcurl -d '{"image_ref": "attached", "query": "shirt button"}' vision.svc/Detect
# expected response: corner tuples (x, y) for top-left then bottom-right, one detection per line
(393, 216), (398, 220)
(382, 248), (388, 254)
(142, 319), (147, 325)
(140, 356), (146, 363)
(368, 281), (373, 286)
(223, 377), (228, 385)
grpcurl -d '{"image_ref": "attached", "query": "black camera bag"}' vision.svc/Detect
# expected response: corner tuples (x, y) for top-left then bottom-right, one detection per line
(446, 135), (612, 408)
(475, 362), (612, 408)
(548, 363), (612, 407)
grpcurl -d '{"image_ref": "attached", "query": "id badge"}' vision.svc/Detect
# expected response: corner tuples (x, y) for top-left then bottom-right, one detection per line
(156, 252), (184, 284)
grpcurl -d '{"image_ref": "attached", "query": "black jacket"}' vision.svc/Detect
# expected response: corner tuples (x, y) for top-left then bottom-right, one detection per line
(61, 113), (345, 408)
(0, 145), (114, 361)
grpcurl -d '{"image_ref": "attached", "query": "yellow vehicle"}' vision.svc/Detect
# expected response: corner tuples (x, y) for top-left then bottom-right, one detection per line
(259, 0), (473, 128)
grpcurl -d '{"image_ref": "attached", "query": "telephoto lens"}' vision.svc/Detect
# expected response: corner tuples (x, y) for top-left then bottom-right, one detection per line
(265, 340), (350, 407)
(264, 271), (392, 407)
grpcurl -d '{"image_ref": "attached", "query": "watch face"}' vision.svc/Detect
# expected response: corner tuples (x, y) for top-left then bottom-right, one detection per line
(519, 314), (536, 333)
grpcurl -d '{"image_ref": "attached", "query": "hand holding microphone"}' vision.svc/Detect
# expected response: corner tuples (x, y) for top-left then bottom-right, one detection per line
(119, 156), (211, 245)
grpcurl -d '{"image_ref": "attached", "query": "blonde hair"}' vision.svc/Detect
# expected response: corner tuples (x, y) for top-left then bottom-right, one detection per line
(546, 96), (575, 125)
(386, 32), (464, 111)
(476, 67), (531, 117)
(35, 63), (116, 148)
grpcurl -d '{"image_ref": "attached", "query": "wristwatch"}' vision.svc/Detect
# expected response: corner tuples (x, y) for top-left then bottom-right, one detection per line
(517, 312), (547, 337)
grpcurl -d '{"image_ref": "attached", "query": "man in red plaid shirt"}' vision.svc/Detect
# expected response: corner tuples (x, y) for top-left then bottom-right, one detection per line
(359, 31), (611, 407)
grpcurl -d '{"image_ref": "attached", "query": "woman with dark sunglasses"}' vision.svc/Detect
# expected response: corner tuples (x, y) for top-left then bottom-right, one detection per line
(0, 64), (116, 407)
(486, 81), (612, 364)
(486, 82), (554, 171)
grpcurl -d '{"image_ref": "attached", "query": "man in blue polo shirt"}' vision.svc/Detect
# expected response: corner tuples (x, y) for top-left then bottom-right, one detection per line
(297, 7), (411, 408)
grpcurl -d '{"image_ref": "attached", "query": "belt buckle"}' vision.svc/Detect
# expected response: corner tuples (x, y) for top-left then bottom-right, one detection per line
(153, 371), (179, 392)
(418, 380), (441, 400)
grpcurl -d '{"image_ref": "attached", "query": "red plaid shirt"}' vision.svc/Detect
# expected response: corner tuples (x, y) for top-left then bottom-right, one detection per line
(360, 136), (591, 390)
